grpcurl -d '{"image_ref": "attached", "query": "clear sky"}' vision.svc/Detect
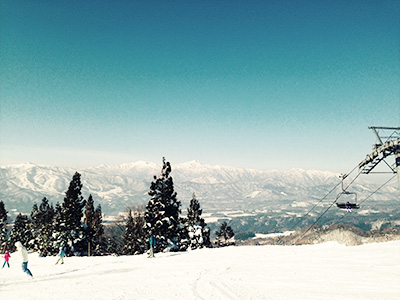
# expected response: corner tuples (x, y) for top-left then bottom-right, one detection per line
(1, 1), (399, 172)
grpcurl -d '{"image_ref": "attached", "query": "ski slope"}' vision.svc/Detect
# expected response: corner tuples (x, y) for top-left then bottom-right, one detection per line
(1, 241), (399, 300)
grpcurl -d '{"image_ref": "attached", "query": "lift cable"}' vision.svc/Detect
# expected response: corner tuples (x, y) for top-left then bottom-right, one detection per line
(285, 164), (360, 234)
(290, 165), (366, 244)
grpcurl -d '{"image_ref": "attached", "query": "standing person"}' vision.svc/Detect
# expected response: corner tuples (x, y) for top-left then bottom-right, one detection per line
(148, 232), (156, 258)
(2, 250), (10, 268)
(55, 247), (65, 265)
(15, 242), (33, 278)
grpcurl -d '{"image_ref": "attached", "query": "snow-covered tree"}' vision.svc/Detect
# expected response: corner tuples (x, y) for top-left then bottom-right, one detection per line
(215, 221), (235, 247)
(84, 195), (105, 255)
(55, 172), (86, 255)
(122, 210), (135, 254)
(0, 201), (8, 250)
(51, 202), (65, 251)
(9, 213), (33, 250)
(84, 195), (95, 228)
(30, 198), (55, 256)
(122, 209), (145, 255)
(144, 158), (182, 253)
(92, 204), (104, 254)
(184, 193), (211, 250)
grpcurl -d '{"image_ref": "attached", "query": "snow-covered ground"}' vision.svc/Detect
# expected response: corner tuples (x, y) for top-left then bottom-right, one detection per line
(1, 241), (399, 300)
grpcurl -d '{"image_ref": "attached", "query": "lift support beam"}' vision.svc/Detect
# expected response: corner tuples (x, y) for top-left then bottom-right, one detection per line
(358, 126), (400, 189)
(358, 137), (400, 174)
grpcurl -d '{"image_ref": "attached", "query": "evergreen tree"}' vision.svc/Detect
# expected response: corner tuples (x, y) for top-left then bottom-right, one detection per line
(122, 209), (145, 255)
(0, 201), (8, 251)
(31, 198), (55, 256)
(185, 193), (211, 249)
(122, 210), (135, 255)
(215, 221), (235, 247)
(144, 158), (182, 252)
(84, 194), (95, 255)
(92, 204), (104, 254)
(84, 195), (104, 256)
(104, 236), (120, 255)
(9, 213), (33, 250)
(103, 223), (123, 255)
(51, 202), (66, 252)
(58, 172), (86, 254)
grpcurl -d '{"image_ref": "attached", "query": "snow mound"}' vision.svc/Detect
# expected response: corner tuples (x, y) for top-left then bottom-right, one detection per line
(317, 229), (363, 246)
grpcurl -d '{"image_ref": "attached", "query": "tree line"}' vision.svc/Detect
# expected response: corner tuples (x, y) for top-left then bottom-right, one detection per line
(0, 158), (234, 256)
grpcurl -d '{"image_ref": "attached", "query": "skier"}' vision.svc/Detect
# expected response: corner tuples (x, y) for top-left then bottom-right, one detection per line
(148, 232), (156, 258)
(55, 247), (65, 265)
(2, 250), (10, 268)
(15, 242), (33, 277)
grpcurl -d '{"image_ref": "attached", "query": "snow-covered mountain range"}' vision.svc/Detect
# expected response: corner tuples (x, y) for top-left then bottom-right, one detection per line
(1, 161), (397, 218)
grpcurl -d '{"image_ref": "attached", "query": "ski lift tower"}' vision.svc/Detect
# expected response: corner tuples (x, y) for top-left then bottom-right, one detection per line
(358, 126), (400, 190)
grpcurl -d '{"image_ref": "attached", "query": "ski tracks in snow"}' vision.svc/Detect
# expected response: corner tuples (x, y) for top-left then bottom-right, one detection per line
(193, 267), (240, 300)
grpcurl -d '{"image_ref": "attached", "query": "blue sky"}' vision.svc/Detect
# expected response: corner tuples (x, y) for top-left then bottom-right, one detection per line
(1, 1), (399, 172)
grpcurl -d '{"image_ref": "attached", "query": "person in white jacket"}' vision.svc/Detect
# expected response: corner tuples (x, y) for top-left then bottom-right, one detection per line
(15, 241), (33, 277)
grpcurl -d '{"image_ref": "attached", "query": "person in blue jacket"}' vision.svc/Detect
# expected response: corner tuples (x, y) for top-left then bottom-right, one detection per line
(55, 247), (65, 265)
(148, 232), (156, 258)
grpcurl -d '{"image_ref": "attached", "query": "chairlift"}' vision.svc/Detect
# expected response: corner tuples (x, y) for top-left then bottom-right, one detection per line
(335, 174), (360, 210)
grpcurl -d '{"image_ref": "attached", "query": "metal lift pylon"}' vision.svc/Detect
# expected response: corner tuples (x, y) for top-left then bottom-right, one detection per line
(358, 126), (400, 189)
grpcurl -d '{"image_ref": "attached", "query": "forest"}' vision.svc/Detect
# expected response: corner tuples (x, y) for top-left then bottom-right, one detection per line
(0, 158), (235, 256)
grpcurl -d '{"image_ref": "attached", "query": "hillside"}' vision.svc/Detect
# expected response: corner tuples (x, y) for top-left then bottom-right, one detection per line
(243, 225), (400, 246)
(1, 161), (399, 233)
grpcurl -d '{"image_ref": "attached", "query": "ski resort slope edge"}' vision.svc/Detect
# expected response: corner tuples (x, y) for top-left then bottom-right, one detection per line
(0, 241), (399, 300)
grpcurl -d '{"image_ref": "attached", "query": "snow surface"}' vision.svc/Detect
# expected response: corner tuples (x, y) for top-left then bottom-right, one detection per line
(1, 241), (399, 300)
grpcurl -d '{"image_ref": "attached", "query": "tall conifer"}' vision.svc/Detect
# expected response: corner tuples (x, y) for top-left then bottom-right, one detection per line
(122, 208), (145, 255)
(31, 198), (55, 255)
(59, 172), (86, 254)
(145, 158), (181, 252)
(9, 213), (32, 249)
(84, 195), (104, 255)
(185, 193), (211, 249)
(93, 204), (104, 254)
(0, 201), (8, 251)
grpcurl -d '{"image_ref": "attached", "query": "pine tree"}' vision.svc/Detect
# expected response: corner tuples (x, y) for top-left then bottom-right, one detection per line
(144, 158), (182, 252)
(122, 208), (145, 255)
(185, 193), (211, 250)
(84, 194), (95, 255)
(92, 204), (104, 254)
(31, 198), (55, 256)
(103, 223), (123, 255)
(9, 213), (33, 250)
(0, 201), (8, 251)
(51, 202), (66, 253)
(122, 210), (135, 255)
(58, 172), (86, 254)
(215, 221), (235, 247)
(84, 196), (105, 256)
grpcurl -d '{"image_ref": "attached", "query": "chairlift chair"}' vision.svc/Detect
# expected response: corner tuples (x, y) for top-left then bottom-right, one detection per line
(335, 174), (360, 210)
(335, 190), (360, 209)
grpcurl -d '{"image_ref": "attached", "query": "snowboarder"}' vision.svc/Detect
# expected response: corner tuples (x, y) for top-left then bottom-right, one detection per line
(55, 247), (65, 265)
(15, 242), (33, 277)
(2, 250), (10, 268)
(148, 232), (156, 258)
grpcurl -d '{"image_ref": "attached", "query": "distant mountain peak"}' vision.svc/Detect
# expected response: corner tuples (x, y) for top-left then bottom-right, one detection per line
(1, 161), (396, 217)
